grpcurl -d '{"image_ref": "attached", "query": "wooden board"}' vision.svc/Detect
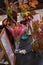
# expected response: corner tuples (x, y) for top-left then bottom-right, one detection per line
(0, 28), (15, 65)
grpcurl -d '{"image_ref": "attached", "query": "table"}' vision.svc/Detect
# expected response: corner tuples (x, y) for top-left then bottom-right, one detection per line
(0, 15), (7, 26)
(15, 35), (43, 65)
(16, 52), (43, 65)
(0, 15), (7, 32)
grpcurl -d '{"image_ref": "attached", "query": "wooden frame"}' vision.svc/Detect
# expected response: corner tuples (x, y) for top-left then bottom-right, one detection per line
(0, 28), (16, 65)
(0, 49), (5, 61)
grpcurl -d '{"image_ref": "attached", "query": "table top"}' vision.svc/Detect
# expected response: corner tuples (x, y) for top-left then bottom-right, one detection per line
(0, 15), (7, 26)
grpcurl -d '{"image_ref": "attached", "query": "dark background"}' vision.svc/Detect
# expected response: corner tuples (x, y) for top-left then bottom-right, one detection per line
(38, 0), (43, 2)
(0, 0), (43, 14)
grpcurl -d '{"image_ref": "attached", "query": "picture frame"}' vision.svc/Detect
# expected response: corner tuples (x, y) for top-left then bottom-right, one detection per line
(0, 28), (15, 65)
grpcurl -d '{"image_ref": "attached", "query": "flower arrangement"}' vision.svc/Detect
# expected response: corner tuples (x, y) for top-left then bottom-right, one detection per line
(32, 21), (43, 53)
(3, 0), (43, 54)
(32, 21), (43, 39)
